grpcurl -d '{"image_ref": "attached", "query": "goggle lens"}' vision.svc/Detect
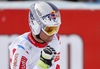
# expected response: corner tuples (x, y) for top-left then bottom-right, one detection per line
(43, 26), (59, 35)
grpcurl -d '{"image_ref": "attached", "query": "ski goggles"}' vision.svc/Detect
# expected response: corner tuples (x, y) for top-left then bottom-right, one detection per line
(42, 26), (59, 36)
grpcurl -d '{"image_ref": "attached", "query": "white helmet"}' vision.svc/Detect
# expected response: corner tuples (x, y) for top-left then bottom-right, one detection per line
(29, 1), (61, 36)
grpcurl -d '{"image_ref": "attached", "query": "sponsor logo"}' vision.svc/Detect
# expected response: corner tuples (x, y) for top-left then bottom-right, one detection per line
(19, 56), (28, 69)
(29, 11), (34, 25)
(42, 10), (59, 23)
(50, 10), (59, 19)
(13, 53), (19, 69)
(10, 48), (17, 65)
(12, 48), (16, 55)
(36, 9), (42, 16)
(17, 45), (29, 54)
(56, 64), (60, 69)
(54, 52), (60, 62)
(28, 45), (32, 50)
(30, 11), (34, 20)
(26, 51), (29, 54)
(29, 36), (35, 44)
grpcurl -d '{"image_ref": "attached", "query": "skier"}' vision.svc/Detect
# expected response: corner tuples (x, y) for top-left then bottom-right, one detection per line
(9, 1), (61, 69)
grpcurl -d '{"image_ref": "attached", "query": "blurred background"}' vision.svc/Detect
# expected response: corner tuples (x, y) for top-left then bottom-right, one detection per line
(0, 0), (100, 2)
(0, 0), (100, 69)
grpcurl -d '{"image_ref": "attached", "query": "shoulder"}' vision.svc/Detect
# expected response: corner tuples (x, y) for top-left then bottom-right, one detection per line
(9, 32), (30, 51)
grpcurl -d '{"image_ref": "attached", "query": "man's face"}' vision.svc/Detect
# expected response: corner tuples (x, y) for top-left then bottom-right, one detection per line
(39, 30), (54, 43)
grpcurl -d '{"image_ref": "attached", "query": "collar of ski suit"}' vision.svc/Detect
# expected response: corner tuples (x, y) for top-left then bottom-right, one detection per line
(27, 32), (48, 48)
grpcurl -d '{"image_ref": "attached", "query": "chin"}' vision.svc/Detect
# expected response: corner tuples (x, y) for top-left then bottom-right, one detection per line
(45, 39), (52, 43)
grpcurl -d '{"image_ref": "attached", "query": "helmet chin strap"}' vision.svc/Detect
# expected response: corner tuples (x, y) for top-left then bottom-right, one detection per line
(35, 34), (46, 44)
(31, 32), (46, 43)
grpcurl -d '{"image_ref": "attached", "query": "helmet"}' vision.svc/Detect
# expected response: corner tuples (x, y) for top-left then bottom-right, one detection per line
(29, 1), (61, 36)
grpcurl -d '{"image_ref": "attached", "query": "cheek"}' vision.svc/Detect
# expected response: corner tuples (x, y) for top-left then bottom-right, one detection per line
(40, 31), (48, 39)
(39, 31), (54, 42)
(41, 35), (47, 39)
